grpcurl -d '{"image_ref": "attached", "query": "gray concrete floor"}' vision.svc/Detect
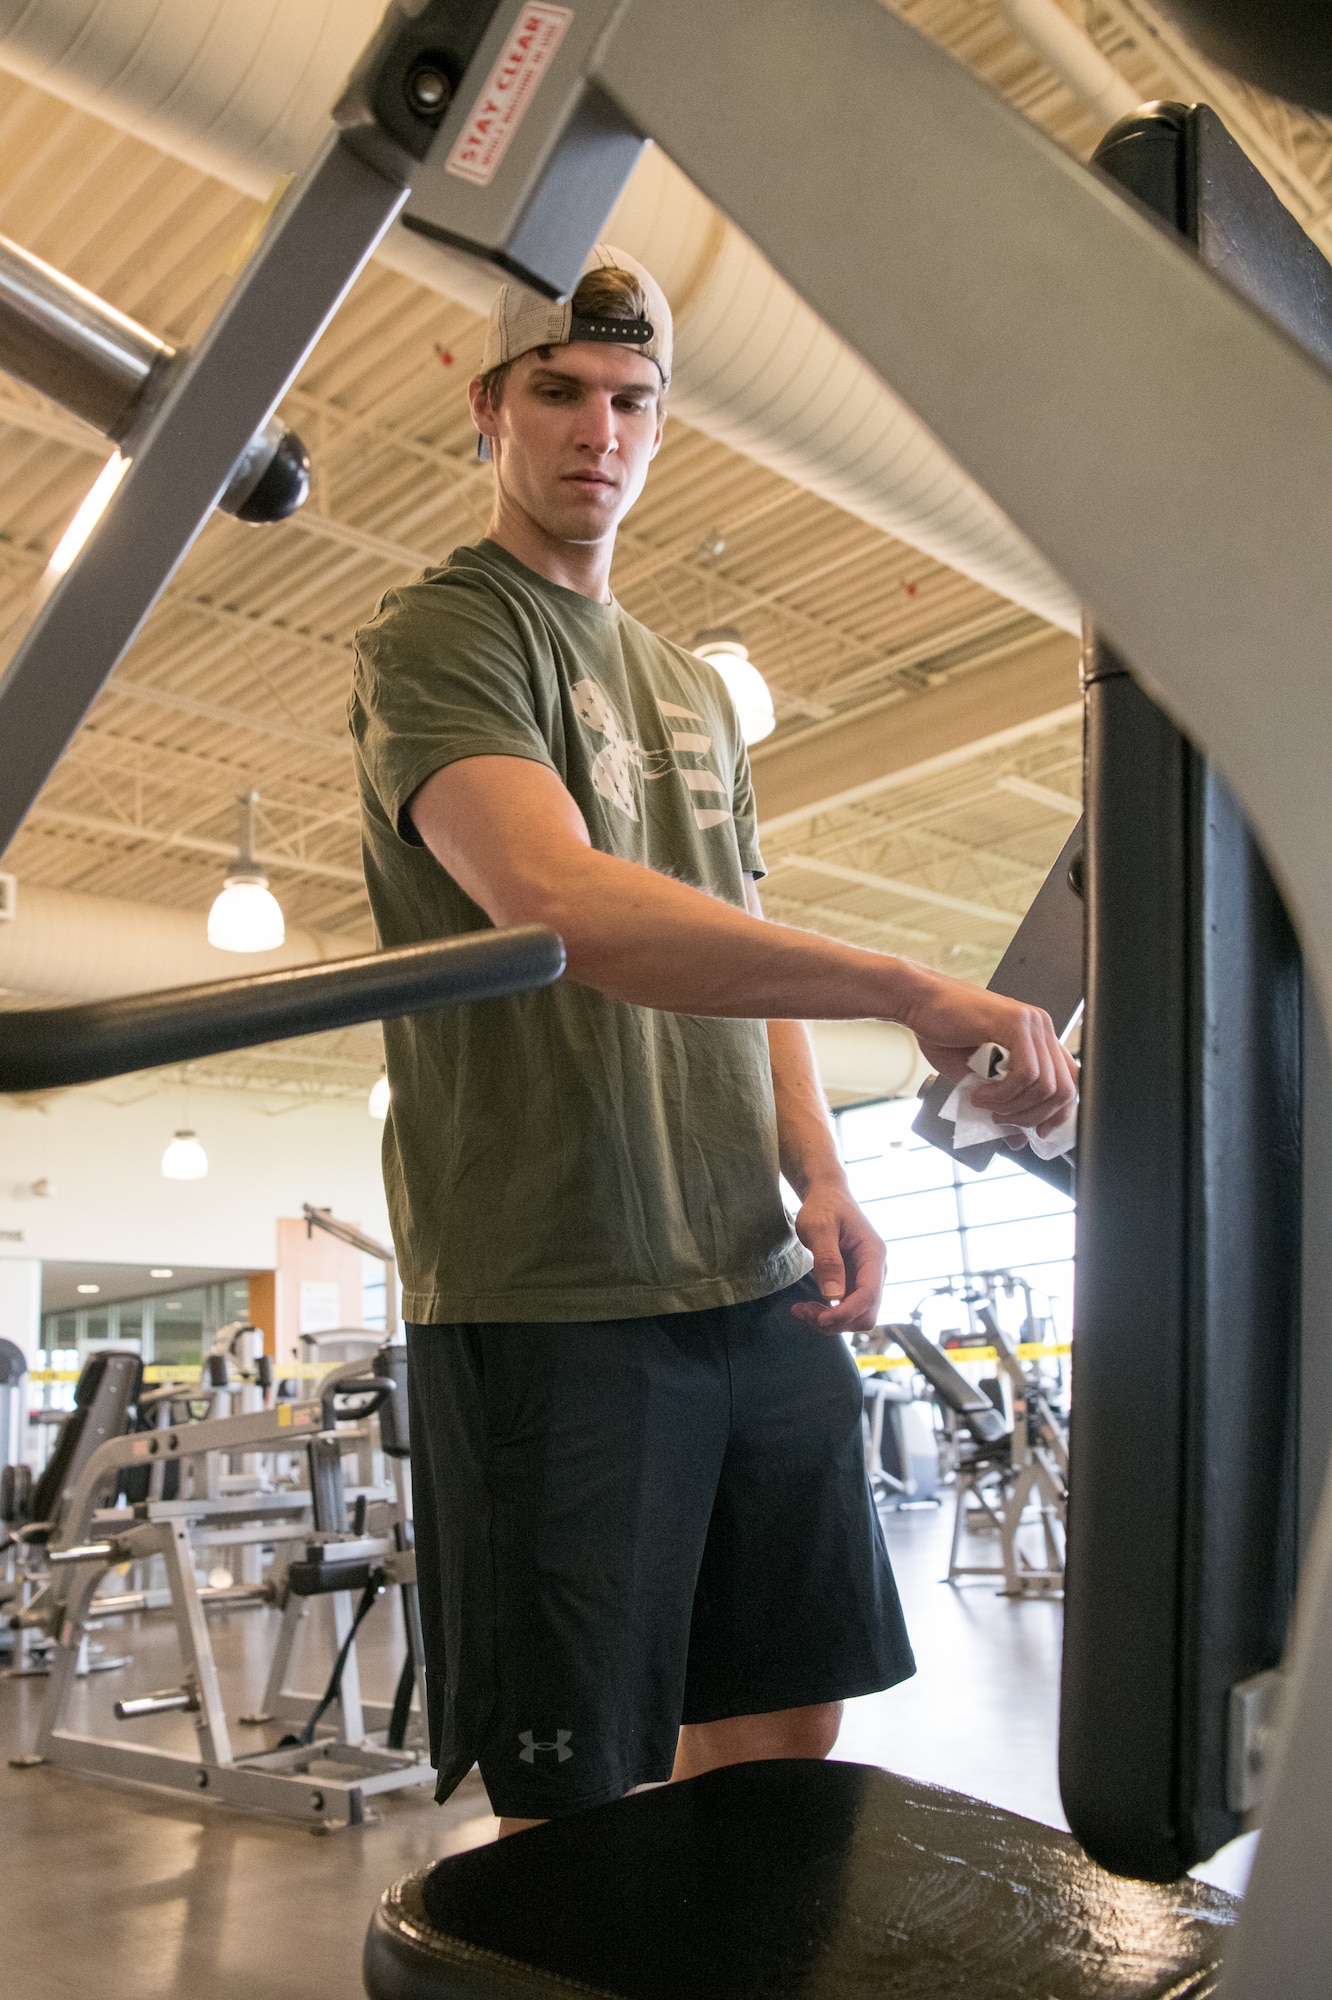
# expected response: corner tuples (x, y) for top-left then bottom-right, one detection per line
(0, 1501), (1238, 1999)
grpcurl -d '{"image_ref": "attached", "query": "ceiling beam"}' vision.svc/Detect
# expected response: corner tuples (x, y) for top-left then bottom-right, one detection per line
(95, 679), (346, 753)
(777, 853), (1025, 926)
(997, 772), (1081, 814)
(753, 628), (1080, 833)
(17, 805), (363, 883)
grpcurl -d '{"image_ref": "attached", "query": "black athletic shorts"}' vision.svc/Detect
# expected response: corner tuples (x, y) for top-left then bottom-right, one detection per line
(406, 1274), (914, 1819)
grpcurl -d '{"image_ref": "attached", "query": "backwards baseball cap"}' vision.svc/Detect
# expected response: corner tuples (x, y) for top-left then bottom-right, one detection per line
(480, 242), (672, 388)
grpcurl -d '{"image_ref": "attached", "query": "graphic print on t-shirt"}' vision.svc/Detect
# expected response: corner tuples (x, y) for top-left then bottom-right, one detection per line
(569, 677), (733, 831)
(657, 700), (734, 830)
(570, 678), (642, 818)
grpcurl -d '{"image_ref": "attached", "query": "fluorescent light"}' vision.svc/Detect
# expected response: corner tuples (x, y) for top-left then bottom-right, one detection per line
(368, 1071), (390, 1120)
(76, 1283), (100, 1295)
(691, 629), (776, 745)
(162, 1130), (208, 1181)
(207, 876), (285, 951)
(45, 451), (129, 581)
(150, 1268), (174, 1278)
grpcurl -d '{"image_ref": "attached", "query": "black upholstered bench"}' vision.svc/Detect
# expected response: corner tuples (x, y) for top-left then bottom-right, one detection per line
(363, 1759), (1236, 1998)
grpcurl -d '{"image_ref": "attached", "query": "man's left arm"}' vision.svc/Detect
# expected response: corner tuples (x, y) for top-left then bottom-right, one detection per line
(745, 877), (886, 1334)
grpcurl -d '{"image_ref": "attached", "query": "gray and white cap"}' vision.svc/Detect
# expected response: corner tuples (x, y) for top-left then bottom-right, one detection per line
(480, 242), (672, 387)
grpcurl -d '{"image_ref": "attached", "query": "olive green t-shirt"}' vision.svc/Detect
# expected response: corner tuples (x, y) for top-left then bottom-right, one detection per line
(350, 539), (808, 1324)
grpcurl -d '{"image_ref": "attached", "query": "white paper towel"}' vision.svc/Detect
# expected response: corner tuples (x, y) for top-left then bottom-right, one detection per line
(938, 1042), (1078, 1160)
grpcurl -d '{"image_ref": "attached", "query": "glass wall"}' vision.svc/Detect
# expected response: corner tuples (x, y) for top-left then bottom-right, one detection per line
(37, 1277), (251, 1386)
(835, 1096), (1075, 1341)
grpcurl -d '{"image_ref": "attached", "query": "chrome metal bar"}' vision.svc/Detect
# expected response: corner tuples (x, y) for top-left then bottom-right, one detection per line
(0, 232), (165, 439)
(0, 925), (564, 1092)
(115, 1688), (197, 1720)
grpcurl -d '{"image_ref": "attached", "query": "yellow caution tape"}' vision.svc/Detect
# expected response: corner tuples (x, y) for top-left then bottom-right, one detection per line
(30, 1360), (341, 1387)
(857, 1342), (1072, 1373)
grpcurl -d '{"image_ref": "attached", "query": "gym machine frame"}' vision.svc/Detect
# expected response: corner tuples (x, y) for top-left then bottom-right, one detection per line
(886, 1316), (1068, 1601)
(6, 0), (1332, 1983)
(15, 1370), (431, 1830)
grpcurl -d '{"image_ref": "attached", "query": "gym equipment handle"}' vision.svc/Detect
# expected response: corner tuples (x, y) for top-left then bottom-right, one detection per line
(116, 1688), (199, 1719)
(0, 925), (565, 1092)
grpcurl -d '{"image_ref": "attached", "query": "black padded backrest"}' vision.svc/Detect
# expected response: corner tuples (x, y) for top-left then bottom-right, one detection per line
(885, 1324), (1009, 1447)
(1065, 103), (1308, 1881)
(30, 1348), (141, 1529)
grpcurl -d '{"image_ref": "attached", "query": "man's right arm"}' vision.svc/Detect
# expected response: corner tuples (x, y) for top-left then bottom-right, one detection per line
(409, 754), (1077, 1136)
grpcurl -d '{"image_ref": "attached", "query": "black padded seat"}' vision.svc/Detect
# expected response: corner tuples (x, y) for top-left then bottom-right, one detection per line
(363, 1760), (1236, 1999)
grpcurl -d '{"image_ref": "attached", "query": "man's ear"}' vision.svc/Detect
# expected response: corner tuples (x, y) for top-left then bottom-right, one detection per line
(468, 374), (500, 449)
(649, 407), (667, 460)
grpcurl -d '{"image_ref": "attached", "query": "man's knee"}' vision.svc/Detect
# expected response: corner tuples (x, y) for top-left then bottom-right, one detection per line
(673, 1700), (843, 1780)
(776, 1700), (842, 1759)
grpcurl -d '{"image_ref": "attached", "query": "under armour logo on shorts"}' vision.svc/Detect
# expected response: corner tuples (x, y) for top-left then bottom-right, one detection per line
(518, 1728), (573, 1764)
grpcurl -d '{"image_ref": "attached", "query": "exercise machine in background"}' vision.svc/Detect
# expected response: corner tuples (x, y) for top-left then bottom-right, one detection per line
(884, 1317), (1067, 1601)
(7, 1342), (430, 1829)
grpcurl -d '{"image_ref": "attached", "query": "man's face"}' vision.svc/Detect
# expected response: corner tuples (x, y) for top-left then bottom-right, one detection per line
(470, 342), (665, 548)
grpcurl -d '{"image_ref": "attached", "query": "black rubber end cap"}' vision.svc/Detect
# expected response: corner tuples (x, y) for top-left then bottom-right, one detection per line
(236, 428), (311, 523)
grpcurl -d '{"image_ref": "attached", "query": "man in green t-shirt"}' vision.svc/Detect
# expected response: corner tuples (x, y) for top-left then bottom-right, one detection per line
(351, 245), (1077, 1835)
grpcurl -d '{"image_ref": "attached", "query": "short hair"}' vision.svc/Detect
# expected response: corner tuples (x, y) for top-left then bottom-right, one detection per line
(479, 264), (659, 410)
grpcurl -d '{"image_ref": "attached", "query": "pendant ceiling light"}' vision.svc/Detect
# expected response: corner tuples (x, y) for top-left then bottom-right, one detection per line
(207, 789), (285, 953)
(368, 1070), (391, 1120)
(161, 1129), (208, 1180)
(691, 628), (776, 745)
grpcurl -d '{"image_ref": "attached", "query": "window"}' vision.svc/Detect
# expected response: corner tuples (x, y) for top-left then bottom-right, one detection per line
(835, 1097), (1074, 1341)
(362, 1256), (388, 1332)
(221, 1278), (250, 1323)
(150, 1290), (205, 1367)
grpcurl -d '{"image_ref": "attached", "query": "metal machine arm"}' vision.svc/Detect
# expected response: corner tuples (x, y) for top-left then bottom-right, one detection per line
(0, 927), (564, 1093)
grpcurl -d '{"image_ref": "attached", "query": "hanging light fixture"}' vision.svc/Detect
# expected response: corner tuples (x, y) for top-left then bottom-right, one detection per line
(691, 628), (776, 745)
(207, 790), (285, 952)
(368, 1070), (391, 1120)
(162, 1129), (208, 1180)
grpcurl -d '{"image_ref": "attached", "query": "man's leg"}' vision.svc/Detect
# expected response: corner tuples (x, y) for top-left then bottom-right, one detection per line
(411, 1311), (733, 1833)
(502, 1702), (842, 1831)
(679, 1280), (915, 1750)
(672, 1700), (843, 1782)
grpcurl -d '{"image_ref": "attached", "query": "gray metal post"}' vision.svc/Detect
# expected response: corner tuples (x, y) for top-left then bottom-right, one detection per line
(0, 131), (407, 855)
(161, 1520), (233, 1768)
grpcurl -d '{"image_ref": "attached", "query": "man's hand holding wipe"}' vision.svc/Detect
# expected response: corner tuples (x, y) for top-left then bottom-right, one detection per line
(904, 974), (1078, 1142)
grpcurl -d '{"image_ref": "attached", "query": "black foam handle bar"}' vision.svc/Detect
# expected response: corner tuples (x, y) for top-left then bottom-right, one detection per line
(0, 925), (565, 1092)
(287, 1558), (379, 1598)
